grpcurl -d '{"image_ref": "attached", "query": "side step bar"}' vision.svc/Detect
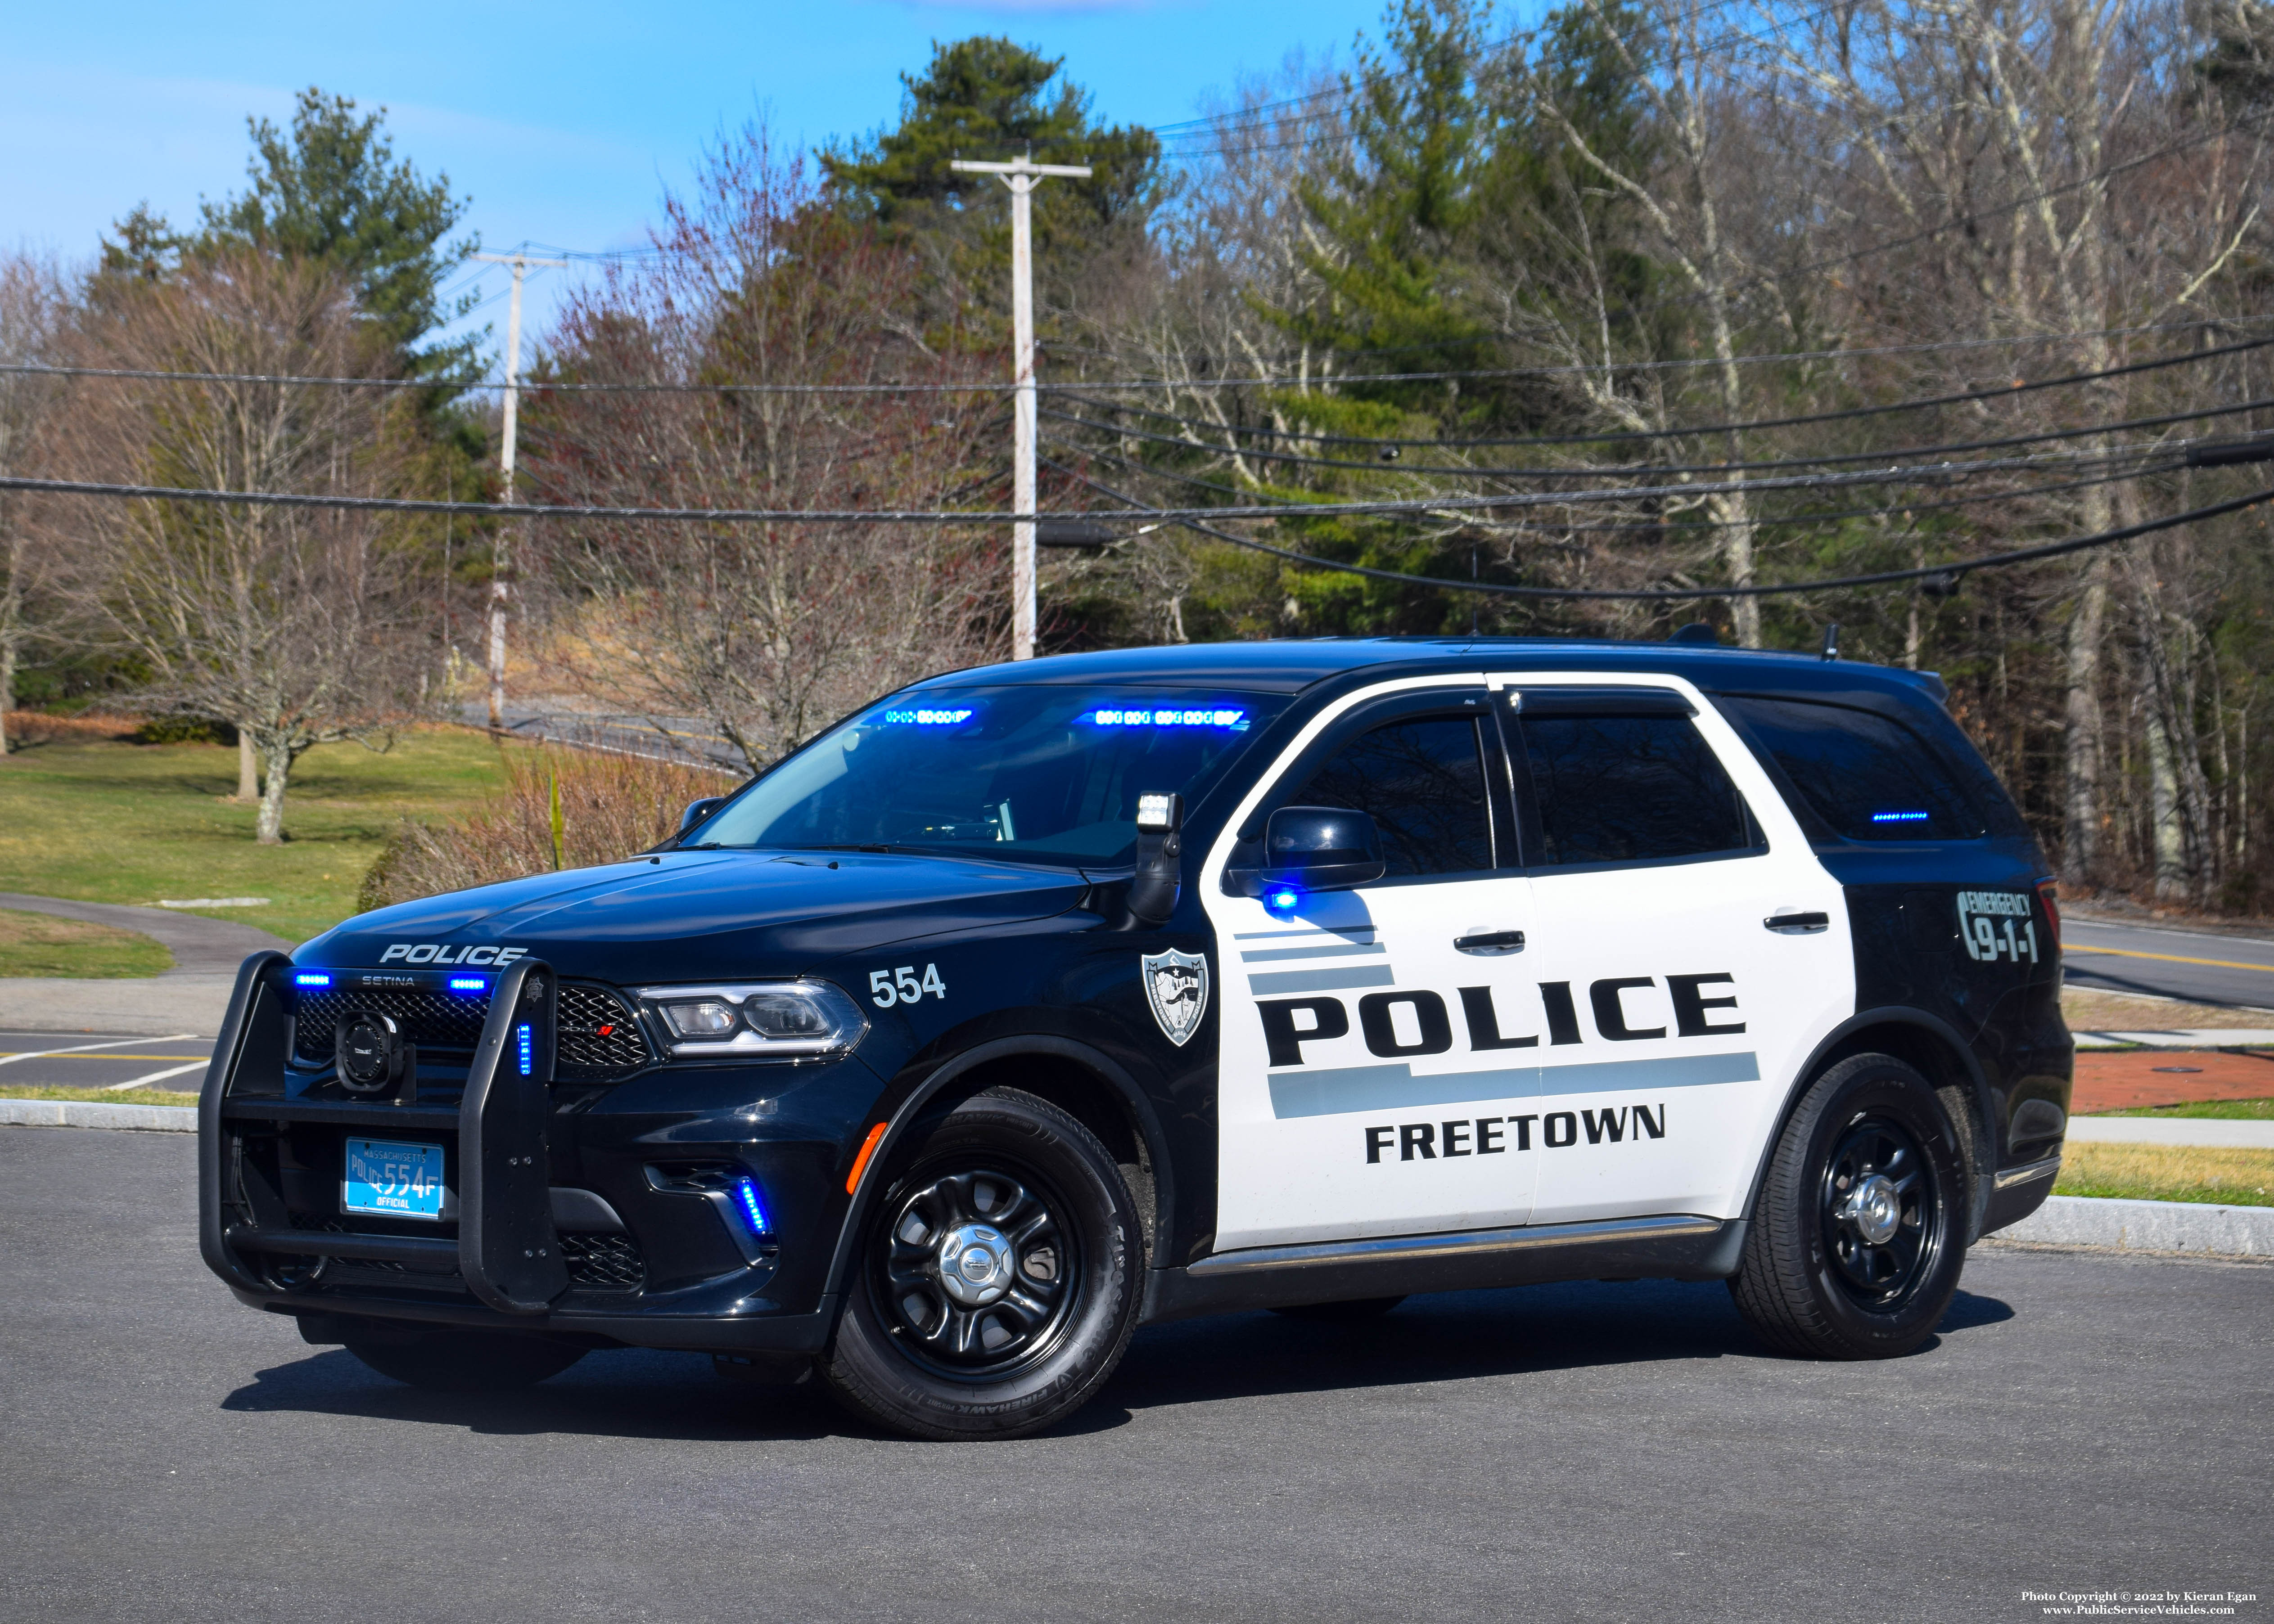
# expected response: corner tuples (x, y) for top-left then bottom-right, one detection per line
(1144, 1213), (1745, 1323)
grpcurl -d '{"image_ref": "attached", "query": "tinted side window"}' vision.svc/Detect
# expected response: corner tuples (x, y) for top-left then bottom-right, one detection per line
(1522, 716), (1754, 866)
(1719, 695), (1985, 842)
(1295, 716), (1493, 878)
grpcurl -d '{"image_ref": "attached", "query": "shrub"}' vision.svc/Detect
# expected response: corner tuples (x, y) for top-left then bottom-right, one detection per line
(359, 745), (740, 911)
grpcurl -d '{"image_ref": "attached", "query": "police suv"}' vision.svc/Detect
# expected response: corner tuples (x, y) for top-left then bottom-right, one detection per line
(198, 637), (2071, 1439)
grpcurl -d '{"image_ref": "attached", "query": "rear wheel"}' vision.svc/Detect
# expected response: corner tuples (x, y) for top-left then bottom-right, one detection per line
(1271, 1296), (1407, 1321)
(1729, 1053), (1968, 1359)
(343, 1328), (587, 1391)
(819, 1087), (1144, 1441)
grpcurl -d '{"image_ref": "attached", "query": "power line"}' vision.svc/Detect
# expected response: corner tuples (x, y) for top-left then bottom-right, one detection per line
(1057, 334), (2274, 451)
(1036, 453), (2274, 600)
(1037, 431), (2188, 533)
(1042, 395), (2274, 480)
(3, 444), (2220, 525)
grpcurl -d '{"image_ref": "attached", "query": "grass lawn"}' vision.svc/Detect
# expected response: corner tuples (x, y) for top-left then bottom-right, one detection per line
(0, 907), (172, 977)
(0, 728), (510, 944)
(2092, 1097), (2274, 1120)
(2054, 1142), (2274, 1206)
(2060, 989), (2274, 1028)
(0, 1084), (194, 1107)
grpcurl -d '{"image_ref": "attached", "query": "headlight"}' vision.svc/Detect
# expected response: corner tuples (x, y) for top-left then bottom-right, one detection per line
(636, 981), (867, 1058)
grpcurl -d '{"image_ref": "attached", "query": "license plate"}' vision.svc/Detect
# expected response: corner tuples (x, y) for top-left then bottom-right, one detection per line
(343, 1138), (446, 1221)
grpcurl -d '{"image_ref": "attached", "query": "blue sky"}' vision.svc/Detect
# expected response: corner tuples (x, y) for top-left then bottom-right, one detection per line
(4, 0), (1404, 362)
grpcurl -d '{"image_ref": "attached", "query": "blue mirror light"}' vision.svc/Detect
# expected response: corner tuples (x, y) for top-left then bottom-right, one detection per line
(1265, 886), (1303, 917)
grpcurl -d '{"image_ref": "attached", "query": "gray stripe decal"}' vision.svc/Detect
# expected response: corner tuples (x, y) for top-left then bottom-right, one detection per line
(1239, 942), (1389, 963)
(1246, 965), (1398, 995)
(1266, 1050), (1761, 1120)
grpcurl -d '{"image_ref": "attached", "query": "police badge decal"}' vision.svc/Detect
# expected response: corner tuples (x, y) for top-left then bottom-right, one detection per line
(1141, 949), (1209, 1048)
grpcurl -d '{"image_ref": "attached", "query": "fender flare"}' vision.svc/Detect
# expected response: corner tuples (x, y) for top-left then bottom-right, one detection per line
(817, 1033), (1179, 1309)
(1733, 1004), (1997, 1233)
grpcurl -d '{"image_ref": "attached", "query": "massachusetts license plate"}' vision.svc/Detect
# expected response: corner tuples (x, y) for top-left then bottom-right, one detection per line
(343, 1138), (446, 1221)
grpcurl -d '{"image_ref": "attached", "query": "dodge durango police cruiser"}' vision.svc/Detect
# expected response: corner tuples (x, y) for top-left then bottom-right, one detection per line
(197, 636), (2071, 1440)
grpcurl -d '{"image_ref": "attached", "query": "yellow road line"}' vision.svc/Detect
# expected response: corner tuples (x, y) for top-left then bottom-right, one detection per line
(0, 1053), (206, 1062)
(2066, 944), (2274, 975)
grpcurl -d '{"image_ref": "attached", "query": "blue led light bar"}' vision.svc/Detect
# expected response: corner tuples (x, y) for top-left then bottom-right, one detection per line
(515, 1022), (533, 1077)
(1088, 706), (1247, 729)
(880, 706), (975, 725)
(447, 976), (487, 992)
(1871, 810), (1931, 824)
(292, 972), (332, 987)
(733, 1177), (771, 1237)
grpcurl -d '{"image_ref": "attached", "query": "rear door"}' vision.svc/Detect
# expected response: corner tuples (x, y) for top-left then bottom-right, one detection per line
(1205, 681), (1547, 1253)
(1489, 675), (1853, 1226)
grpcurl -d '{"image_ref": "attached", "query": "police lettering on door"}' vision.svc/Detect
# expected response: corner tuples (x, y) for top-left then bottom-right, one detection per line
(1254, 971), (1745, 1161)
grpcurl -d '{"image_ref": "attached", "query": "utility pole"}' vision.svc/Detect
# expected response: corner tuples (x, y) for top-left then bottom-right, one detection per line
(471, 251), (566, 727)
(949, 154), (1090, 661)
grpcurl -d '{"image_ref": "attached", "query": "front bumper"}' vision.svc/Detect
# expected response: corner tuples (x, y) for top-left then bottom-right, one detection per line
(199, 953), (854, 1354)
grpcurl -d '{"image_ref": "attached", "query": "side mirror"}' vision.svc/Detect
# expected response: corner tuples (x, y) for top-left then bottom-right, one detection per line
(677, 797), (726, 837)
(1261, 805), (1385, 892)
(1126, 792), (1183, 925)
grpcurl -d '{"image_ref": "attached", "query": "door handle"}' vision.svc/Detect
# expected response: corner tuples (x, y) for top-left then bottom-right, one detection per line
(1764, 912), (1830, 934)
(1454, 930), (1526, 954)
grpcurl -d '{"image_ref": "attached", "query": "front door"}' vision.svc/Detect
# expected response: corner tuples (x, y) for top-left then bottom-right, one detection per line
(1207, 684), (1547, 1253)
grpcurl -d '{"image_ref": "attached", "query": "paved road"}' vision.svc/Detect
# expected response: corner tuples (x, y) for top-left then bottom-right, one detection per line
(2063, 916), (2274, 1011)
(3, 1129), (2264, 1624)
(0, 895), (293, 1038)
(0, 1030), (211, 1091)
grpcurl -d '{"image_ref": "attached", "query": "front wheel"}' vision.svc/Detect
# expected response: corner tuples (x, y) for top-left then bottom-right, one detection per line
(819, 1087), (1144, 1441)
(1728, 1053), (1969, 1360)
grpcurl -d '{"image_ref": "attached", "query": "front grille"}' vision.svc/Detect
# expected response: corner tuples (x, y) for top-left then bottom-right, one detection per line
(294, 987), (489, 1062)
(557, 985), (650, 1079)
(559, 1230), (646, 1291)
(292, 980), (652, 1080)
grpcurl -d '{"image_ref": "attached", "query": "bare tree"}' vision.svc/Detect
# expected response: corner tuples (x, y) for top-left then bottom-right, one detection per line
(60, 247), (428, 843)
(528, 123), (1007, 772)
(0, 252), (72, 755)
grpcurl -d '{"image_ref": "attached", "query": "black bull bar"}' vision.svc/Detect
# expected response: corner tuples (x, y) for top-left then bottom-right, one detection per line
(198, 952), (571, 1314)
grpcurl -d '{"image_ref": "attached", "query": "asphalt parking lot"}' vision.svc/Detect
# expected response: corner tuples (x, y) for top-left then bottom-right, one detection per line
(4, 1126), (2265, 1624)
(0, 1030), (210, 1091)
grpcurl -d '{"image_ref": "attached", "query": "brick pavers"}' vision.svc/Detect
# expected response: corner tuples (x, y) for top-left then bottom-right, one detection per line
(2070, 1046), (2274, 1112)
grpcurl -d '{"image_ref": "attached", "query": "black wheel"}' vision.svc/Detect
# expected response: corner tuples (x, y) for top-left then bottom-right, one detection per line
(1729, 1052), (1968, 1360)
(343, 1328), (587, 1391)
(1271, 1296), (1407, 1321)
(819, 1087), (1144, 1440)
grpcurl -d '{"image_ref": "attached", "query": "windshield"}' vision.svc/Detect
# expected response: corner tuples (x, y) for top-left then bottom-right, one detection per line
(690, 686), (1290, 867)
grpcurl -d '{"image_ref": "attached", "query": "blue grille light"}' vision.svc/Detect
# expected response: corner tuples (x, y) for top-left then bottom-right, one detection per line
(515, 1022), (533, 1077)
(1870, 810), (1931, 824)
(447, 976), (487, 992)
(292, 972), (332, 987)
(733, 1177), (771, 1237)
(1087, 706), (1247, 729)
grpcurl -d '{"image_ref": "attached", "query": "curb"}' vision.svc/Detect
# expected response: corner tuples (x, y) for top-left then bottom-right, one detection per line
(0, 1099), (196, 1132)
(1993, 1194), (2274, 1258)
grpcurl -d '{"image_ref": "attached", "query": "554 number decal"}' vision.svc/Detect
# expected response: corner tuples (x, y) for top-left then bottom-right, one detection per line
(870, 963), (948, 1008)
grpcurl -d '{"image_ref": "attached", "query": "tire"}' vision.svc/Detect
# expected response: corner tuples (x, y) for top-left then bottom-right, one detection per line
(343, 1328), (587, 1391)
(1270, 1296), (1407, 1321)
(819, 1087), (1144, 1441)
(1729, 1052), (1969, 1360)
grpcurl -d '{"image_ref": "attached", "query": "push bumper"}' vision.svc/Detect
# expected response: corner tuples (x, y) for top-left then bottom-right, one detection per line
(198, 952), (839, 1355)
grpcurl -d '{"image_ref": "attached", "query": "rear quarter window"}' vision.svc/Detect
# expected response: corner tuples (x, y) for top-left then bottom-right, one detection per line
(1520, 714), (1756, 866)
(1717, 695), (1986, 842)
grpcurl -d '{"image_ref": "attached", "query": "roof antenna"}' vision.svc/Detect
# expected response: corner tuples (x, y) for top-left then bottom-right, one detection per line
(1820, 622), (1841, 662)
